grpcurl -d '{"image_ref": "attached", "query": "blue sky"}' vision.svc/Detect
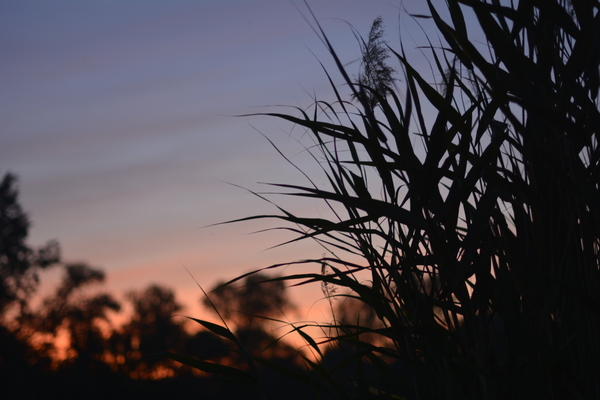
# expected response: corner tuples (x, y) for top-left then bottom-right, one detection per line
(1, 0), (437, 316)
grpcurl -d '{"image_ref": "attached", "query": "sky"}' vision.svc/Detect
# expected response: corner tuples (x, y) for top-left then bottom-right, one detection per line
(1, 0), (439, 322)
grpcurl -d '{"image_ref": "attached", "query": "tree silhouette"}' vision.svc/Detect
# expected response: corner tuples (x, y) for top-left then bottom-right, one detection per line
(32, 263), (120, 370)
(117, 284), (187, 378)
(204, 273), (293, 331)
(198, 272), (301, 370)
(0, 172), (62, 396)
(0, 172), (60, 317)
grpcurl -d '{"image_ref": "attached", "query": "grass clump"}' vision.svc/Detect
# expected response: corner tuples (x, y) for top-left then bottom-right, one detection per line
(175, 1), (600, 398)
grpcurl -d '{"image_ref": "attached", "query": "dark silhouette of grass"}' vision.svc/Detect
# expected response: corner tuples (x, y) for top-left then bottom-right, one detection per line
(174, 1), (600, 398)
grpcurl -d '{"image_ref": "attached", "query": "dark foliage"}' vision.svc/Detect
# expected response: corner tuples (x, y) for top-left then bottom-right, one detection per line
(204, 272), (293, 331)
(177, 1), (600, 398)
(0, 173), (59, 315)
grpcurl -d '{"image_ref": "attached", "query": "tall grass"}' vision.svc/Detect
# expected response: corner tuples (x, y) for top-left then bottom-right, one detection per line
(173, 1), (600, 398)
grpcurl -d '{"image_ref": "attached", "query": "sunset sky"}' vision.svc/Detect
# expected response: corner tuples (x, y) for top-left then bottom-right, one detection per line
(1, 0), (437, 320)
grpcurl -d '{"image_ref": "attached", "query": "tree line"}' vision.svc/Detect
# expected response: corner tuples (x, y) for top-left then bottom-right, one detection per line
(0, 172), (345, 399)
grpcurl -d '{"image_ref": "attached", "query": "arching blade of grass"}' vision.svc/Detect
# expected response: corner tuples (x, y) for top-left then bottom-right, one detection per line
(165, 352), (255, 382)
